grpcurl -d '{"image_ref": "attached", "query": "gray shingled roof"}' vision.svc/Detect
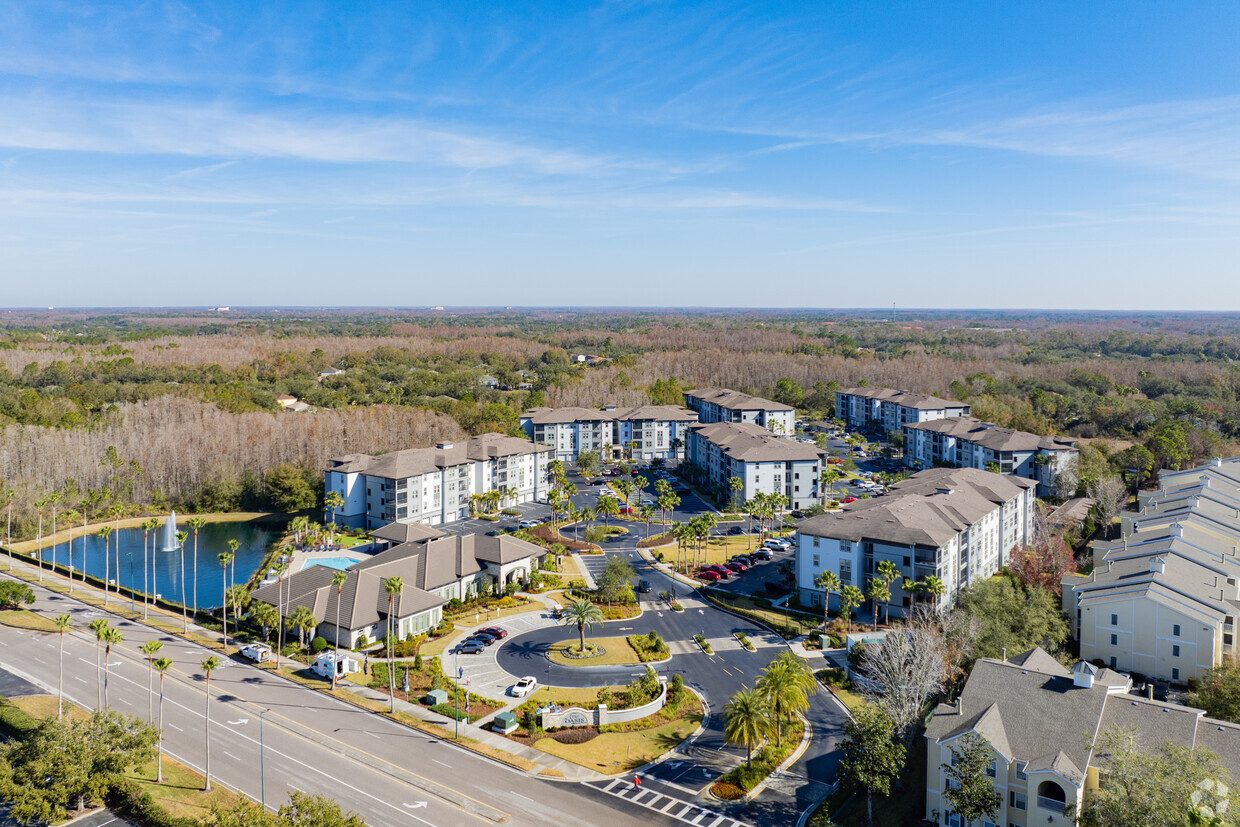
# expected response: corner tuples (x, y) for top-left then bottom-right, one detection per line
(839, 387), (966, 410)
(684, 387), (794, 412)
(370, 521), (447, 544)
(521, 404), (697, 425)
(689, 421), (824, 462)
(904, 415), (1076, 452)
(928, 647), (1240, 784)
(326, 433), (551, 478)
(798, 467), (1034, 547)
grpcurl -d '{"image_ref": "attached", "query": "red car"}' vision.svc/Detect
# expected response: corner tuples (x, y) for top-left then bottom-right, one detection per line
(479, 627), (508, 639)
(725, 561), (747, 573)
(842, 496), (858, 504)
(698, 569), (722, 582)
(703, 565), (731, 579)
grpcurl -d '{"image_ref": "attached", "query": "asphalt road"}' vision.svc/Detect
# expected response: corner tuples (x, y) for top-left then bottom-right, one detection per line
(0, 574), (679, 827)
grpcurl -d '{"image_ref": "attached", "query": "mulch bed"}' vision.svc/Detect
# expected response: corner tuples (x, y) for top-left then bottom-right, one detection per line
(548, 726), (599, 744)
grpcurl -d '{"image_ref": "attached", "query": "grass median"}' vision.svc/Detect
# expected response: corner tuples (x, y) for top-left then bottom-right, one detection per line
(545, 636), (643, 667)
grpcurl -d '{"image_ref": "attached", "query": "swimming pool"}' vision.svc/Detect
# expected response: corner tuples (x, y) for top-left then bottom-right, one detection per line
(304, 557), (360, 572)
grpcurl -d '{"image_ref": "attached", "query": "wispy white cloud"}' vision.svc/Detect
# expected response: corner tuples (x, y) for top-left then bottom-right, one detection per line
(169, 160), (237, 178)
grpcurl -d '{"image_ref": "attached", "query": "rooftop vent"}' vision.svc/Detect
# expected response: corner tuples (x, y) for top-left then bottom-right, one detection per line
(436, 442), (455, 450)
(936, 487), (954, 496)
(1150, 557), (1167, 574)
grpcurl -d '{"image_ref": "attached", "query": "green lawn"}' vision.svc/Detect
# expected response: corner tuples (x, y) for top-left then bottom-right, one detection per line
(533, 698), (703, 774)
(0, 609), (60, 632)
(546, 636), (643, 667)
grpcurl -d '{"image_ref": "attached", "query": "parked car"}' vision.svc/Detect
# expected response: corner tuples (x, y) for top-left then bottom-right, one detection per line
(518, 519), (539, 529)
(485, 529), (503, 536)
(480, 626), (508, 639)
(464, 635), (495, 647)
(790, 510), (804, 519)
(749, 549), (773, 561)
(473, 630), (502, 643)
(455, 641), (486, 654)
(510, 676), (538, 697)
(697, 569), (722, 583)
(841, 496), (858, 504)
(630, 469), (641, 476)
(724, 562), (746, 573)
(638, 578), (652, 593)
(703, 565), (731, 578)
(727, 525), (746, 535)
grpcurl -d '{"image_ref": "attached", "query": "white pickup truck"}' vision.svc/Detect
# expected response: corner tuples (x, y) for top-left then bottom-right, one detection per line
(239, 643), (273, 663)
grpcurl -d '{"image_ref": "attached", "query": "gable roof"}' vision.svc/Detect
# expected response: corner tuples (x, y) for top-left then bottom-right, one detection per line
(326, 433), (551, 478)
(684, 387), (794, 412)
(370, 521), (446, 544)
(904, 415), (1076, 453)
(838, 387), (967, 411)
(689, 421), (824, 462)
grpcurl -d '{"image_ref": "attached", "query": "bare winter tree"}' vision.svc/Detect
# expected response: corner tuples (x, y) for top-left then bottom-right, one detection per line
(1009, 501), (1077, 596)
(1087, 475), (1127, 539)
(857, 615), (947, 743)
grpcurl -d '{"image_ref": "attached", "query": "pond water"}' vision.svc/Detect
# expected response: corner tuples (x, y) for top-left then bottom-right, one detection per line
(39, 518), (279, 610)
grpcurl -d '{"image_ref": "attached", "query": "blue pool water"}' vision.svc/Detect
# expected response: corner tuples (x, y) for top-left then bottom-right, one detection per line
(304, 557), (360, 572)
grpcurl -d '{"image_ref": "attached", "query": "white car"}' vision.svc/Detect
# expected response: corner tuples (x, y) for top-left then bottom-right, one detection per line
(510, 676), (537, 697)
(240, 643), (273, 663)
(518, 519), (540, 529)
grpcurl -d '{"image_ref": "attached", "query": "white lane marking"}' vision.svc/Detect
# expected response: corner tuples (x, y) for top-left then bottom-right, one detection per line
(431, 758), (451, 768)
(168, 723), (183, 731)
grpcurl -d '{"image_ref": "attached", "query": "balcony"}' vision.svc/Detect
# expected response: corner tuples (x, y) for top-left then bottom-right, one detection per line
(1037, 795), (1068, 813)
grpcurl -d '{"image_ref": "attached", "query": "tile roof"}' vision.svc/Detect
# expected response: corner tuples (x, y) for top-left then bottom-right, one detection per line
(904, 415), (1077, 453)
(799, 467), (1034, 547)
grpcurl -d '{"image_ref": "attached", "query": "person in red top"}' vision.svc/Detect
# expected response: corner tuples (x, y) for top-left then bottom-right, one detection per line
(633, 775), (641, 791)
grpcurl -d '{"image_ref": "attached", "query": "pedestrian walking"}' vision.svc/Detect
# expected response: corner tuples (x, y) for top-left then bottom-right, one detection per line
(363, 655), (369, 676)
(633, 775), (641, 791)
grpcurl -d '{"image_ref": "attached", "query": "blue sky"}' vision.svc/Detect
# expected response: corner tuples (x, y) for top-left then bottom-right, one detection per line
(1, 1), (1237, 309)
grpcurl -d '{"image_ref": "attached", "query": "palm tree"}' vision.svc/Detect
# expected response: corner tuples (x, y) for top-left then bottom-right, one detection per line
(639, 505), (655, 539)
(98, 525), (113, 603)
(559, 597), (604, 653)
(875, 560), (901, 625)
(144, 518), (161, 616)
(383, 576), (403, 712)
(252, 600), (278, 644)
(102, 626), (123, 708)
(140, 519), (153, 613)
(324, 491), (344, 545)
(757, 652), (815, 745)
(4, 487), (14, 571)
(598, 495), (620, 529)
(33, 496), (46, 581)
(902, 578), (924, 614)
(176, 530), (189, 632)
(78, 496), (93, 589)
(89, 618), (108, 709)
(273, 557), (289, 649)
(723, 686), (772, 769)
(140, 639), (163, 724)
(218, 551), (234, 652)
(814, 569), (840, 629)
(200, 655), (220, 791)
(920, 574), (946, 613)
(290, 606), (317, 659)
(728, 476), (744, 511)
(61, 508), (79, 594)
(227, 538), (240, 612)
(108, 504), (125, 602)
(331, 570), (348, 690)
(153, 656), (173, 782)
(866, 578), (889, 632)
(185, 516), (207, 620)
(48, 492), (60, 575)
(839, 585), (865, 634)
(54, 614), (71, 720)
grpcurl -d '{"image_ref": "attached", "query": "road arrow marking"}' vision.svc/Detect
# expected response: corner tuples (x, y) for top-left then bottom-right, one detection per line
(404, 802), (428, 809)
(698, 609), (704, 614)
(227, 719), (249, 726)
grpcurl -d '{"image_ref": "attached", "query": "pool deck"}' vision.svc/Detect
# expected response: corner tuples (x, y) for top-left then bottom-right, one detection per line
(290, 540), (378, 574)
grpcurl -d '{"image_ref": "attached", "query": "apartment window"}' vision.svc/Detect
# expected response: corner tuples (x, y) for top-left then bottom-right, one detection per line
(813, 536), (820, 547)
(1111, 613), (1118, 626)
(1015, 761), (1028, 780)
(1173, 645), (1181, 657)
(1174, 624), (1181, 636)
(813, 555), (820, 567)
(903, 556), (910, 567)
(1110, 656), (1117, 668)
(1110, 634), (1118, 646)
(1173, 668), (1181, 681)
(985, 760), (997, 778)
(983, 822), (998, 827)
(1010, 791), (1027, 810)
(840, 560), (852, 585)
(945, 813), (961, 827)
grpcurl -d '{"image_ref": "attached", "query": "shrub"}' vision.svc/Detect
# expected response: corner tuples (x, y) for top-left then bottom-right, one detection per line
(711, 781), (746, 801)
(355, 634), (368, 648)
(669, 673), (684, 704)
(413, 653), (424, 672)
(447, 598), (463, 610)
(502, 508), (520, 516)
(310, 636), (328, 653)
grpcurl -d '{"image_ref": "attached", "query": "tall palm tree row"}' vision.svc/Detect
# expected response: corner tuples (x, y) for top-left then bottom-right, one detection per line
(89, 618), (108, 709)
(140, 639), (163, 724)
(101, 627), (123, 708)
(218, 550), (234, 653)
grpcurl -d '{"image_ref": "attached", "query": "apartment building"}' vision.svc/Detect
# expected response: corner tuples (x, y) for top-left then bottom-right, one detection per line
(1063, 457), (1240, 684)
(835, 387), (969, 434)
(519, 405), (698, 462)
(797, 468), (1035, 617)
(324, 433), (553, 530)
(925, 647), (1240, 827)
(903, 416), (1078, 496)
(685, 421), (826, 510)
(683, 387), (795, 436)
